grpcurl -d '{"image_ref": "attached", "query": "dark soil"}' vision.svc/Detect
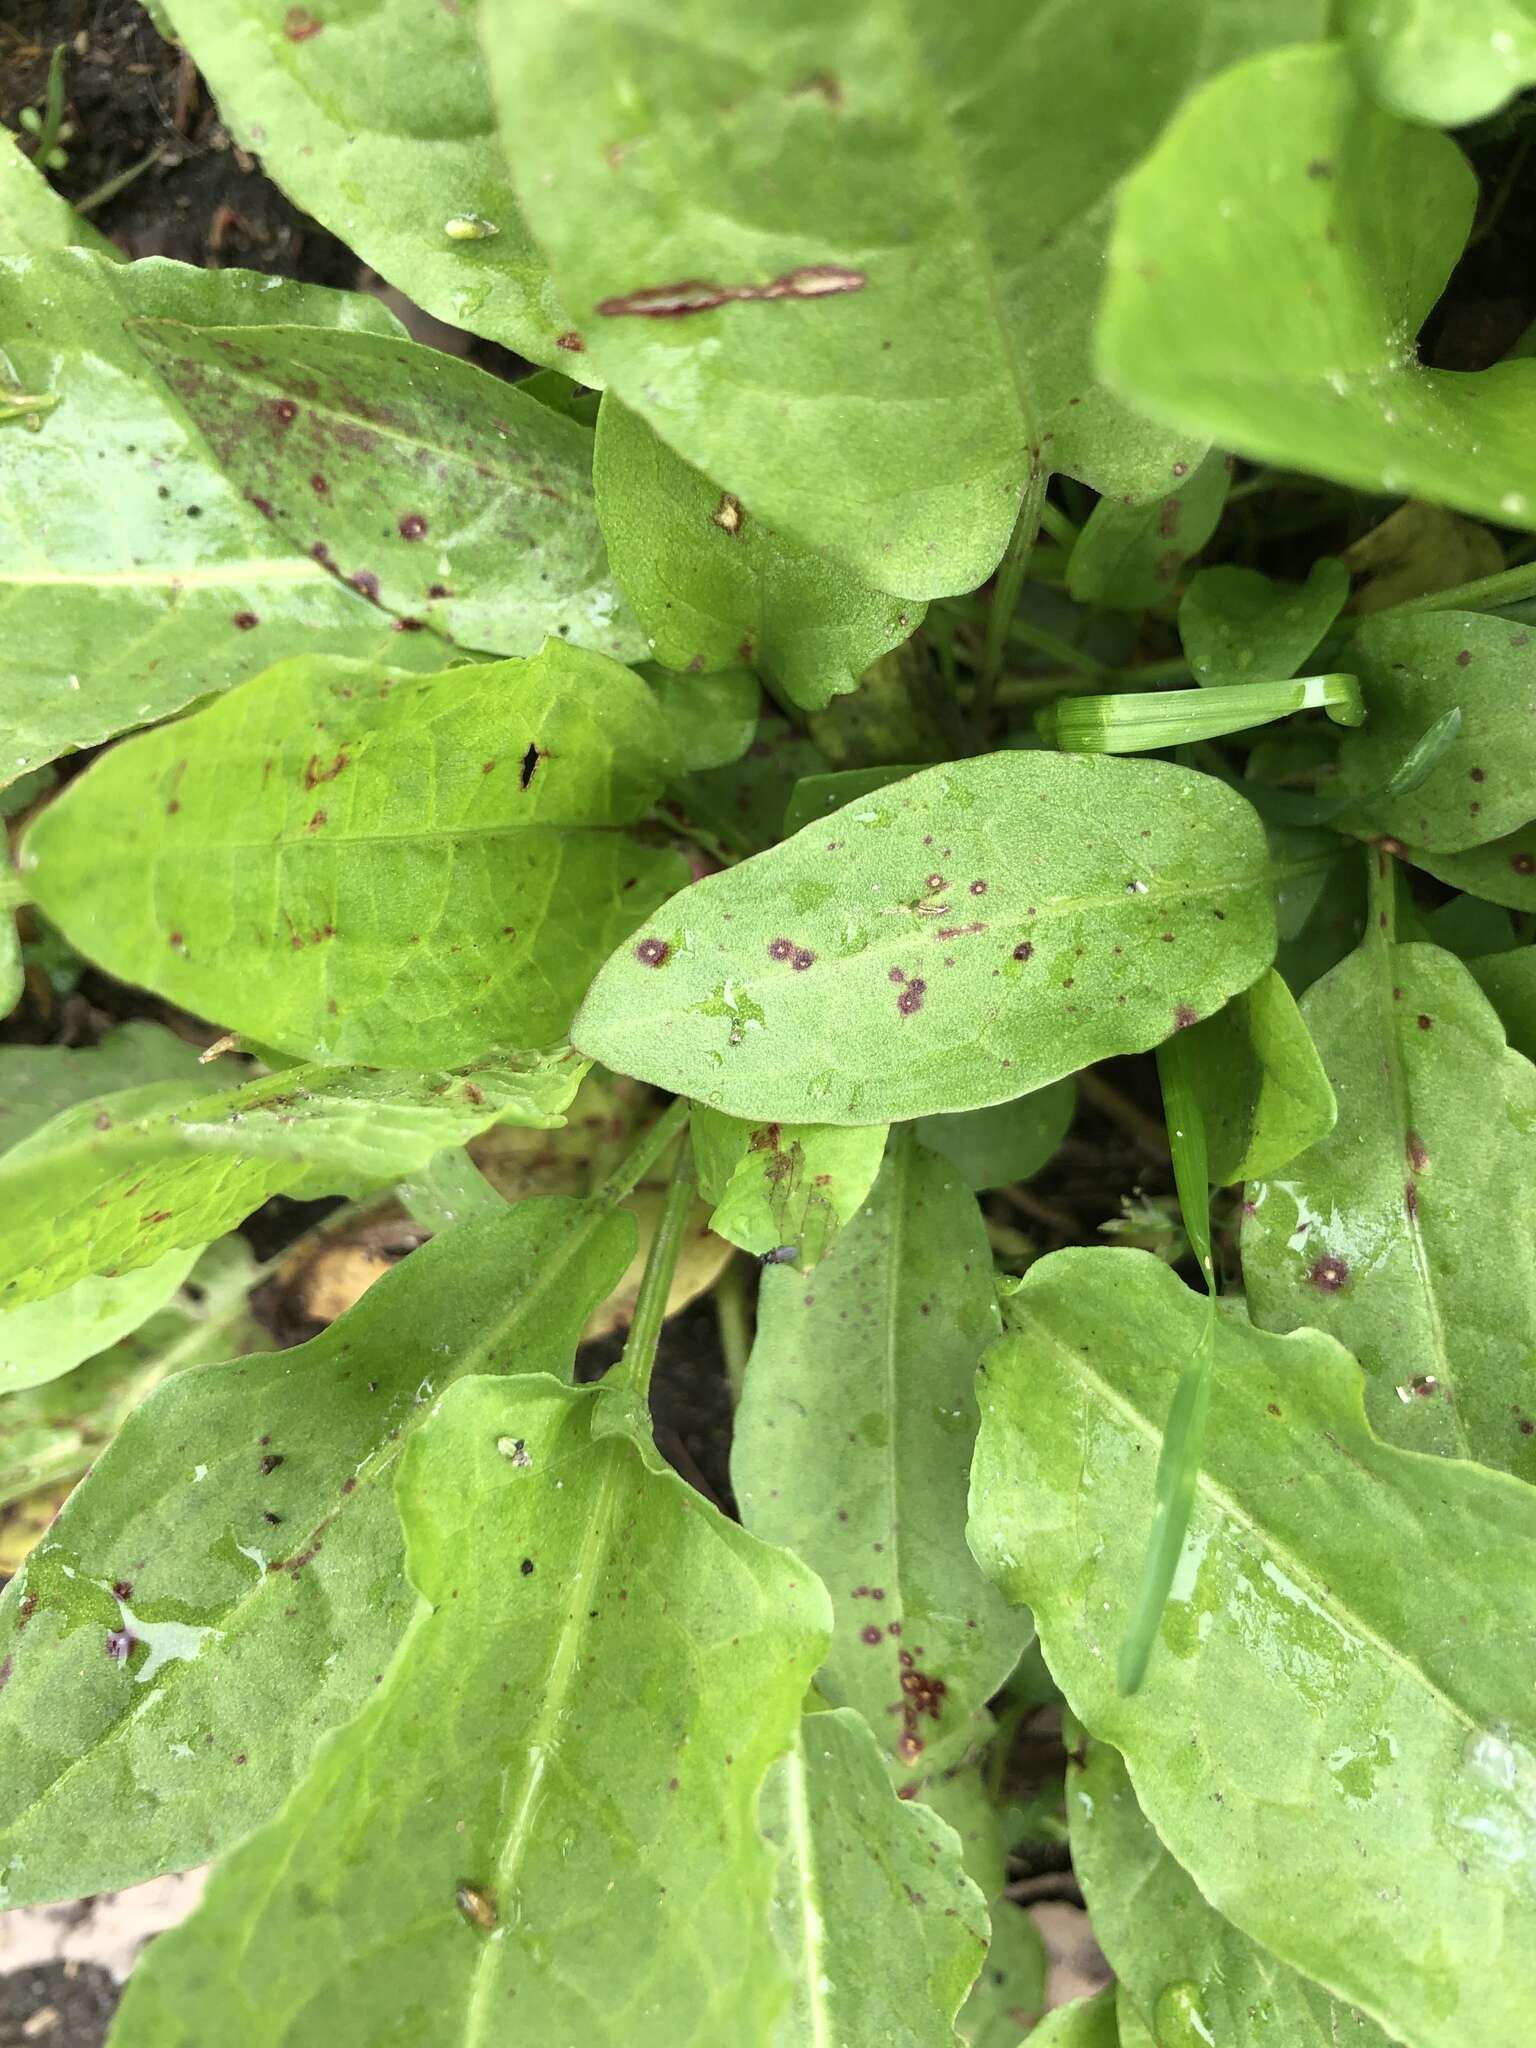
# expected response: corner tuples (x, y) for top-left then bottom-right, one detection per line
(0, 1961), (116, 2048)
(2, 0), (354, 280)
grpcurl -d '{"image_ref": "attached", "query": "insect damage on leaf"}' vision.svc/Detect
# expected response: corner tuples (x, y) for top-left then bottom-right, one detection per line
(596, 265), (867, 317)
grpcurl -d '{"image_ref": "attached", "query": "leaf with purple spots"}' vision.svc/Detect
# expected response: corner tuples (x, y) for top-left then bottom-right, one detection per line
(576, 750), (1278, 1124)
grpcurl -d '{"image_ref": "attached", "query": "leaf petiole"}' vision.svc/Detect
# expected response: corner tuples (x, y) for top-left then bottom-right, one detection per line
(615, 1131), (695, 1403)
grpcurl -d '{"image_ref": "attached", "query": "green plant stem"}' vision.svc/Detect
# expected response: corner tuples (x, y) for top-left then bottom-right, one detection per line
(973, 465), (1047, 727)
(1372, 557), (1536, 619)
(591, 1094), (690, 1208)
(1037, 499), (1079, 551)
(616, 1140), (696, 1403)
(713, 1254), (753, 1404)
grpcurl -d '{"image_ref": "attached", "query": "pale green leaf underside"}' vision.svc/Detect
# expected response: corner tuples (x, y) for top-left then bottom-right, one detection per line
(576, 751), (1279, 1124)
(0, 1200), (635, 1907)
(0, 1237), (273, 1513)
(969, 1248), (1536, 2047)
(1071, 1740), (1389, 2048)
(1347, 0), (1536, 126)
(762, 1707), (988, 2046)
(112, 1373), (830, 2047)
(692, 1108), (888, 1265)
(595, 397), (921, 709)
(0, 250), (451, 780)
(1241, 939), (1536, 1481)
(483, 1), (1323, 596)
(1341, 611), (1536, 852)
(22, 646), (688, 1067)
(161, 0), (579, 367)
(0, 1022), (210, 1153)
(0, 1048), (587, 1308)
(734, 1139), (1027, 1766)
(1183, 968), (1337, 1184)
(1100, 44), (1536, 533)
(0, 1246), (203, 1396)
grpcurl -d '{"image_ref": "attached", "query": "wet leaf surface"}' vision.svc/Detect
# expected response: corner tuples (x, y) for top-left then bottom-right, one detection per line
(1101, 44), (1536, 532)
(970, 1248), (1536, 2047)
(1242, 938), (1536, 1480)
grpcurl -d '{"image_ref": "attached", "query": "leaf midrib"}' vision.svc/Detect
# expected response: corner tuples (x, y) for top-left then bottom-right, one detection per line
(463, 1408), (623, 2048)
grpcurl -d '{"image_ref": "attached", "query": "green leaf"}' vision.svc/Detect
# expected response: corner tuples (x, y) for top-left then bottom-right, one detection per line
(915, 1083), (1075, 1192)
(0, 250), (452, 781)
(0, 1025), (231, 1386)
(0, 1246), (204, 1397)
(160, 0), (577, 366)
(0, 1198), (635, 1905)
(957, 1901), (1048, 2046)
(22, 647), (688, 1066)
(643, 664), (761, 774)
(483, 1), (1319, 597)
(1066, 449), (1230, 611)
(0, 1021), (210, 1153)
(1070, 1740), (1389, 2048)
(110, 1372), (829, 2044)
(0, 1048), (588, 1309)
(1100, 44), (1536, 533)
(1404, 821), (1536, 909)
(130, 317), (642, 664)
(782, 764), (919, 839)
(1181, 968), (1336, 1183)
(733, 1137), (1028, 1767)
(576, 751), (1279, 1124)
(0, 916), (19, 1020)
(1340, 612), (1536, 852)
(595, 399), (922, 710)
(1242, 938), (1536, 1479)
(1346, 0), (1536, 125)
(0, 1237), (272, 1511)
(1029, 1987), (1120, 2048)
(969, 1247), (1536, 2048)
(692, 1109), (887, 1266)
(1179, 560), (1349, 686)
(0, 133), (120, 259)
(1341, 499), (1504, 616)
(1467, 946), (1536, 1061)
(762, 1707), (989, 2046)
(673, 715), (831, 859)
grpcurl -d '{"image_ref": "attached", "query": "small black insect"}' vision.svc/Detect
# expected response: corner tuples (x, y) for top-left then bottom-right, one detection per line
(759, 1244), (798, 1266)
